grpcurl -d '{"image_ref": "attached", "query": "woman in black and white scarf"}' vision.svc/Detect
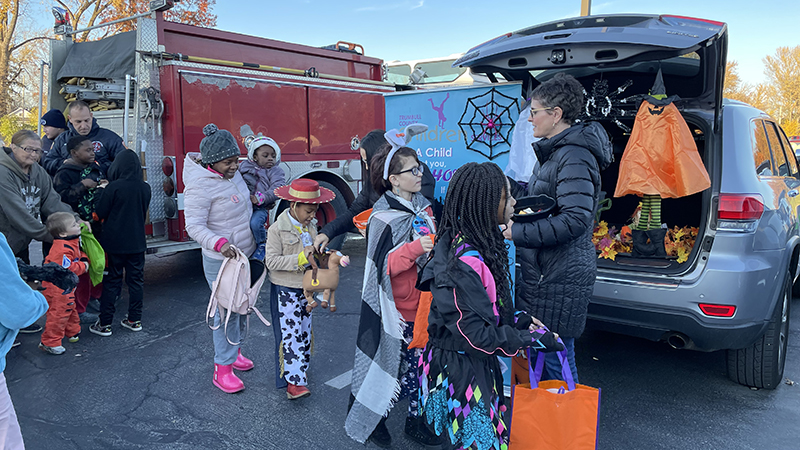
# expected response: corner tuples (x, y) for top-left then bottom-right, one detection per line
(345, 126), (440, 448)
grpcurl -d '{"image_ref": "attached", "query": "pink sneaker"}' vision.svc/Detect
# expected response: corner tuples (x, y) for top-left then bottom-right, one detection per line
(232, 349), (254, 371)
(213, 364), (244, 393)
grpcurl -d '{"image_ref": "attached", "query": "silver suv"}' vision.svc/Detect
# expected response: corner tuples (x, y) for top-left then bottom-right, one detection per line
(457, 14), (796, 389)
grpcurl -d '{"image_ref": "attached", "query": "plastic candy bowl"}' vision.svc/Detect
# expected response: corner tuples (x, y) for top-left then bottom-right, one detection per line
(513, 195), (556, 223)
(353, 208), (372, 230)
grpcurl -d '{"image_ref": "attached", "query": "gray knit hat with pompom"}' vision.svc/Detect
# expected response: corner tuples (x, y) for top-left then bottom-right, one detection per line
(199, 123), (240, 165)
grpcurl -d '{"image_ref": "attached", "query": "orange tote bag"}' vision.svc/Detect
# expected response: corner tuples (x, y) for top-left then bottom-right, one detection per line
(509, 347), (600, 450)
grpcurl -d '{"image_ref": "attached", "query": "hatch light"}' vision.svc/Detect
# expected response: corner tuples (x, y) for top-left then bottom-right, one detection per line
(698, 303), (736, 317)
(660, 15), (725, 27)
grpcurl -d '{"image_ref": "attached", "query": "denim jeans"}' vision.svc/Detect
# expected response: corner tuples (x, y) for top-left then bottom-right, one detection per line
(202, 254), (243, 365)
(542, 336), (579, 384)
(250, 207), (270, 246)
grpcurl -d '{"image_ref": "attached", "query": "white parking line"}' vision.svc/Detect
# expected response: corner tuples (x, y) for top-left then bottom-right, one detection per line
(325, 370), (352, 390)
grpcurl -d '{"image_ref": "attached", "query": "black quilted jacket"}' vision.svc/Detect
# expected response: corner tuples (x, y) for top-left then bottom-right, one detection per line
(511, 121), (612, 338)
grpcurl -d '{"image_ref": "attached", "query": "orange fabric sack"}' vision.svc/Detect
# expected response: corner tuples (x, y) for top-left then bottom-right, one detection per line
(509, 349), (600, 450)
(408, 291), (432, 349)
(614, 101), (710, 199)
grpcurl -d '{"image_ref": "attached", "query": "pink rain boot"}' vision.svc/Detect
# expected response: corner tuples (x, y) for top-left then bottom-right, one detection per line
(213, 364), (244, 393)
(232, 349), (254, 371)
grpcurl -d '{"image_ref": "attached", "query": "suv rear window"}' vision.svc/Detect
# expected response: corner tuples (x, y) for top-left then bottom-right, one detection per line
(752, 120), (774, 177)
(765, 121), (790, 176)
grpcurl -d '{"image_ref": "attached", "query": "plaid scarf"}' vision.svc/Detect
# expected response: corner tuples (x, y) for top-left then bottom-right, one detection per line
(345, 191), (431, 443)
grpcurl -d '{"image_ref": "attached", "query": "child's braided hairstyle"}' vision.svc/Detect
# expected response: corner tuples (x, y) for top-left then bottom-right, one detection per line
(436, 162), (513, 321)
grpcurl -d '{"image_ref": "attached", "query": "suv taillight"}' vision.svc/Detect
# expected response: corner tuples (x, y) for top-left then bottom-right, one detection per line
(716, 194), (764, 232)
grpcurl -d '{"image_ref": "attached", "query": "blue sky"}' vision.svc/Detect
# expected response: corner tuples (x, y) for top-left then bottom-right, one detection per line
(28, 0), (798, 86)
(211, 0), (798, 86)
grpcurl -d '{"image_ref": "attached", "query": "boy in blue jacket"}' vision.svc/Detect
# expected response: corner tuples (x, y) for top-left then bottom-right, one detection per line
(0, 232), (49, 447)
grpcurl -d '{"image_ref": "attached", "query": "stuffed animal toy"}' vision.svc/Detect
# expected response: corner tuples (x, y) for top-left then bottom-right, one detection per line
(16, 258), (80, 294)
(304, 250), (350, 312)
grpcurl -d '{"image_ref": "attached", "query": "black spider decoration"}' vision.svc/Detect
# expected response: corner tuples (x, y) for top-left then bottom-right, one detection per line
(458, 87), (519, 160)
(580, 78), (641, 132)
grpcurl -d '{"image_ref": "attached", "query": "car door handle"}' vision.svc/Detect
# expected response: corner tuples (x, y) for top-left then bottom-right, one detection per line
(789, 189), (799, 197)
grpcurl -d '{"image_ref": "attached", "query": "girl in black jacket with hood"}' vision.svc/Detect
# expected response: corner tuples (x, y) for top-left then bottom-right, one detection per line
(503, 73), (613, 384)
(418, 162), (562, 450)
(89, 149), (151, 336)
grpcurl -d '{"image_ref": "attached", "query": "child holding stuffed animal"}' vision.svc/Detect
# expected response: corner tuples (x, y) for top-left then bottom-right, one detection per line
(38, 212), (89, 355)
(345, 127), (440, 448)
(239, 130), (286, 261)
(265, 178), (334, 400)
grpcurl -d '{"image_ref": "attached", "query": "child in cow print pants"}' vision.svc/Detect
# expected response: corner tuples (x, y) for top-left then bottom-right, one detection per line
(265, 179), (336, 400)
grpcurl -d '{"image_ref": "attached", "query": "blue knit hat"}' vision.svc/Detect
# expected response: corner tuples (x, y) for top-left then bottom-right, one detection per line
(199, 124), (240, 165)
(40, 109), (67, 129)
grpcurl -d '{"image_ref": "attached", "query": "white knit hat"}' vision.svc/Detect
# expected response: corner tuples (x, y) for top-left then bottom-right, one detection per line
(240, 125), (281, 163)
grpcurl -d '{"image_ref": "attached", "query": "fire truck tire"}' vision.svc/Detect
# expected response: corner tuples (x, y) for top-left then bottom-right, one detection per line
(317, 181), (348, 250)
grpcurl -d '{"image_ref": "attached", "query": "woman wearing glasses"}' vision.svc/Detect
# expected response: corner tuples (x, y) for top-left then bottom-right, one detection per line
(502, 73), (613, 384)
(345, 130), (439, 448)
(313, 128), (436, 252)
(0, 130), (72, 265)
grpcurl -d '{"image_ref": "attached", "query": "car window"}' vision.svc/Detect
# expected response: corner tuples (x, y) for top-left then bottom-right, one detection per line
(752, 120), (774, 177)
(776, 126), (800, 177)
(764, 121), (789, 177)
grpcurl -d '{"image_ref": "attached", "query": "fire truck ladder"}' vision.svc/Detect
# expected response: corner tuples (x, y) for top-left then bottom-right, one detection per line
(137, 51), (393, 88)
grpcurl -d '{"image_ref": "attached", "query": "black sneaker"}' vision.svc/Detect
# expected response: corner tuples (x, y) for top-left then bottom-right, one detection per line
(89, 321), (112, 337)
(404, 415), (442, 448)
(19, 323), (42, 334)
(368, 417), (391, 449)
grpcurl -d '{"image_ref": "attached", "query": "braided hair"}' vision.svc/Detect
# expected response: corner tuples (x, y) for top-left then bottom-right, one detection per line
(437, 162), (513, 321)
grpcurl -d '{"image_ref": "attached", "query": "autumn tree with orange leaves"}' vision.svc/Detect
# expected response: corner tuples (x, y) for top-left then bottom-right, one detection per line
(56, 0), (216, 42)
(0, 0), (215, 118)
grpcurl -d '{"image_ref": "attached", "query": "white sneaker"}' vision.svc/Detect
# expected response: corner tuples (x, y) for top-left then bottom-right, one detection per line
(38, 343), (65, 355)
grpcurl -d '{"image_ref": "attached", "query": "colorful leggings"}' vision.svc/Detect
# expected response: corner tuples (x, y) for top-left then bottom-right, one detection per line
(276, 286), (312, 386)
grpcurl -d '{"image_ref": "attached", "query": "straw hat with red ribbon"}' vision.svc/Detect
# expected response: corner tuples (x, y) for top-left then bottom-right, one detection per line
(274, 178), (335, 204)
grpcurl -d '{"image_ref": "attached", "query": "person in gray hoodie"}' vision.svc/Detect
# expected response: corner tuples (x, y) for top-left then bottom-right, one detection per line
(0, 130), (72, 334)
(0, 130), (72, 263)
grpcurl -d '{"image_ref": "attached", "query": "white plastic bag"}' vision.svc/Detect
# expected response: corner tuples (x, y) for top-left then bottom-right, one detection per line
(505, 105), (539, 183)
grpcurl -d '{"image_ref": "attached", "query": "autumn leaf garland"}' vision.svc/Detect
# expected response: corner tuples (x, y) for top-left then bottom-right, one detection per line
(592, 221), (699, 263)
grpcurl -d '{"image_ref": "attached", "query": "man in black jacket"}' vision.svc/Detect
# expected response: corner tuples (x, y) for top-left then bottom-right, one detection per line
(42, 101), (126, 177)
(90, 149), (151, 337)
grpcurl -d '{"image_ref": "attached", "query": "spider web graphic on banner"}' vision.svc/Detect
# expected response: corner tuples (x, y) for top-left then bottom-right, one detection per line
(458, 87), (519, 160)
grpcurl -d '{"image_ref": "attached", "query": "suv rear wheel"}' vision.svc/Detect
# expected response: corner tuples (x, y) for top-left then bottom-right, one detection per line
(726, 274), (791, 389)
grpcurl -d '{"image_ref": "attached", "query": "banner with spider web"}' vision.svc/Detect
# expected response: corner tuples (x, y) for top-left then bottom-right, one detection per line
(458, 87), (519, 160)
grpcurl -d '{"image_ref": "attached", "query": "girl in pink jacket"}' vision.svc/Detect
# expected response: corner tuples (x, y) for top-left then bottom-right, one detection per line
(183, 124), (256, 394)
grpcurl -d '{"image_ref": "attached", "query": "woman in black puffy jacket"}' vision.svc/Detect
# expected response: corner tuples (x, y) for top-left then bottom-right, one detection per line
(503, 73), (613, 383)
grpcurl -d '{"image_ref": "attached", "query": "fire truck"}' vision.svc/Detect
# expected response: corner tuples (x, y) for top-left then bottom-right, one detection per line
(46, 5), (392, 253)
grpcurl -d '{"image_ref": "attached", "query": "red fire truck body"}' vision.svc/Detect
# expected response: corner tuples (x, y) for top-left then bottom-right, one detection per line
(48, 13), (392, 253)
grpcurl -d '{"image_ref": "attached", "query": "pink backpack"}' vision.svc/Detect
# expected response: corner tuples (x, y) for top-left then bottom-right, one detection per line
(206, 246), (270, 345)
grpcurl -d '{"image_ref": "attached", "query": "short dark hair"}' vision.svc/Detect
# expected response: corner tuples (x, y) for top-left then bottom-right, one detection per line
(531, 73), (585, 125)
(67, 135), (91, 154)
(46, 212), (77, 237)
(370, 147), (420, 195)
(67, 100), (91, 115)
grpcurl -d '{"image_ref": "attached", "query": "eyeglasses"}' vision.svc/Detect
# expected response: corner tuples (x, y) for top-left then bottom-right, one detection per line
(395, 164), (425, 177)
(16, 145), (42, 154)
(530, 106), (555, 116)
